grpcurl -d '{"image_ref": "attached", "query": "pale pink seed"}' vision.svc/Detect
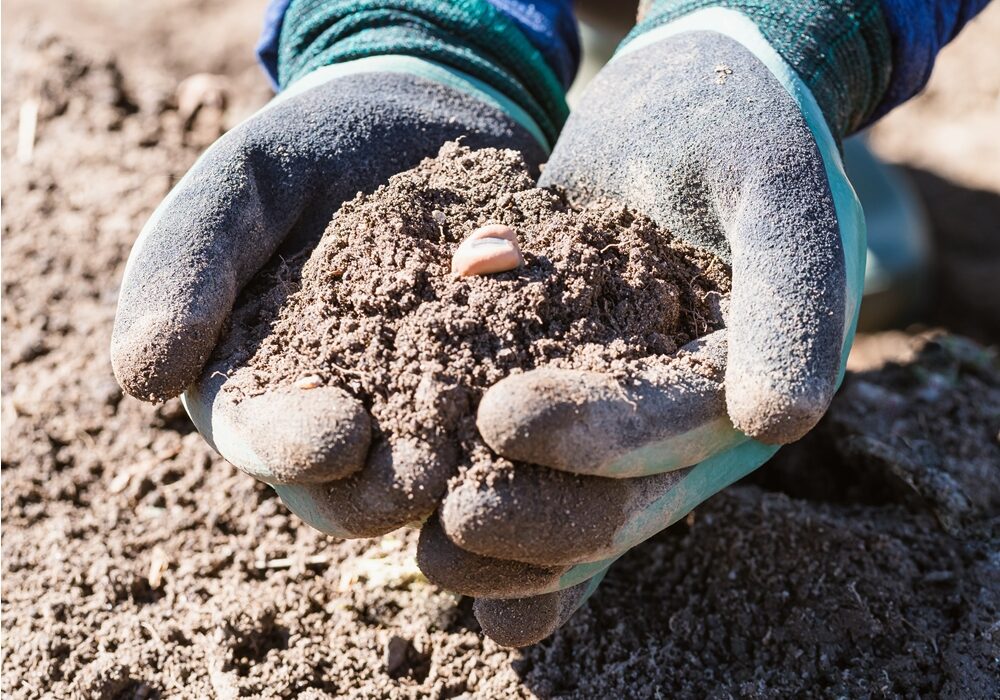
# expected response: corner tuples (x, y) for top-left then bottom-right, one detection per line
(451, 225), (523, 277)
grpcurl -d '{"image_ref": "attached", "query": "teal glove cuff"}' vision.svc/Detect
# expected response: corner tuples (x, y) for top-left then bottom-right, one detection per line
(278, 0), (569, 147)
(627, 0), (892, 136)
(268, 56), (553, 151)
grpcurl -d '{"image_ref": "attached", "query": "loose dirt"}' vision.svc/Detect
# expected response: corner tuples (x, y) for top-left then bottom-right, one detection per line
(214, 142), (727, 535)
(2, 2), (999, 698)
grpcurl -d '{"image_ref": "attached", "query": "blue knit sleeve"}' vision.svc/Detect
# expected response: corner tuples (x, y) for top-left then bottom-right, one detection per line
(872, 0), (991, 122)
(483, 0), (579, 90)
(257, 0), (293, 90)
(255, 0), (579, 92)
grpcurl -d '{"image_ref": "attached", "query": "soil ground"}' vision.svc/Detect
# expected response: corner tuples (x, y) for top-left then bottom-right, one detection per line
(2, 1), (999, 698)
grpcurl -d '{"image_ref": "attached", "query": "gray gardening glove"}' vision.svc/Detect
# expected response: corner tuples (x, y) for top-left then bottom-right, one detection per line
(419, 18), (866, 646)
(111, 0), (577, 537)
(111, 60), (548, 536)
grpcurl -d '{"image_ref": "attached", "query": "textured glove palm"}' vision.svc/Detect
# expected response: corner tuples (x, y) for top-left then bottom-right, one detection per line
(112, 64), (545, 536)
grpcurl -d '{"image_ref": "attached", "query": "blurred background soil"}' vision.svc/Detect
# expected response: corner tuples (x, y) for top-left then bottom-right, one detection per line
(2, 1), (998, 698)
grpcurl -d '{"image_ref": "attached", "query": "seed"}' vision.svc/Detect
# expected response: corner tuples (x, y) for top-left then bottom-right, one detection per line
(451, 224), (523, 277)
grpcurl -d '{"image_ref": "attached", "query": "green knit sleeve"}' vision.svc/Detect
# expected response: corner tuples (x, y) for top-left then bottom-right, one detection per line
(627, 0), (893, 136)
(278, 0), (570, 147)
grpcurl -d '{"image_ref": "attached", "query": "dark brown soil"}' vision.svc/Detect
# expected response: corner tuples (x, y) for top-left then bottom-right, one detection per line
(216, 142), (727, 532)
(3, 2), (1000, 699)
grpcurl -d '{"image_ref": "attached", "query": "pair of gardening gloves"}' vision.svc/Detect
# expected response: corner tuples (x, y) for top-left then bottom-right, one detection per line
(112, 1), (866, 646)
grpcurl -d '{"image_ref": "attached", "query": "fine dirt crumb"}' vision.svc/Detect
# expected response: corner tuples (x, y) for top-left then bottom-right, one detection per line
(217, 143), (728, 500)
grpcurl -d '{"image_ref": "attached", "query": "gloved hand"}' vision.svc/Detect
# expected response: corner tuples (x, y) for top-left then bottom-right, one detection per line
(111, 1), (564, 536)
(417, 8), (867, 646)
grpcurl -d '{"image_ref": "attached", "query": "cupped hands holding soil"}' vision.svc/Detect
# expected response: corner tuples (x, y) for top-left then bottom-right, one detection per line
(209, 142), (730, 543)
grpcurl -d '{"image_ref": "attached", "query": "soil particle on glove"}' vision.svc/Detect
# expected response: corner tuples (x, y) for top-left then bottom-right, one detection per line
(218, 143), (729, 516)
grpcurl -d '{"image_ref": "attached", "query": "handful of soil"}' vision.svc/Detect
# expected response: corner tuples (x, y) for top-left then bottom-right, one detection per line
(214, 143), (730, 533)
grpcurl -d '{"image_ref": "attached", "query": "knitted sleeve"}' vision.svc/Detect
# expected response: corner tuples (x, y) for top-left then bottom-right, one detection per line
(628, 0), (991, 136)
(255, 0), (579, 146)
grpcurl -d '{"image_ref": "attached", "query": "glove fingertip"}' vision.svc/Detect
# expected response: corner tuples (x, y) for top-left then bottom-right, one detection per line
(111, 312), (216, 403)
(476, 370), (570, 466)
(474, 577), (596, 647)
(416, 514), (566, 598)
(726, 375), (834, 444)
(477, 369), (620, 474)
(237, 385), (371, 484)
(277, 436), (456, 538)
(474, 595), (562, 648)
